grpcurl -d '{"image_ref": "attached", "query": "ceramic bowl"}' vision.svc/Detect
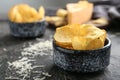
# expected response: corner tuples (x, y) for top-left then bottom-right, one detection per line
(53, 38), (111, 73)
(9, 19), (47, 38)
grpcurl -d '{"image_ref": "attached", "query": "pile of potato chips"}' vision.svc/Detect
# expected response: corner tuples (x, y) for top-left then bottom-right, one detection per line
(46, 9), (67, 27)
(54, 24), (106, 50)
(8, 4), (45, 23)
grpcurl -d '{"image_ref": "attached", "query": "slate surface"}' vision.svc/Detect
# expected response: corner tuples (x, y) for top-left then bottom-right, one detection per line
(0, 20), (120, 80)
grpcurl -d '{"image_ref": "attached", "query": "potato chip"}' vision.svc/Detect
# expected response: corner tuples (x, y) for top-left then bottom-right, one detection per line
(46, 16), (66, 27)
(54, 25), (74, 48)
(78, 0), (90, 8)
(56, 9), (68, 17)
(68, 24), (82, 36)
(55, 41), (73, 49)
(54, 24), (107, 50)
(91, 17), (108, 25)
(8, 6), (18, 22)
(72, 36), (88, 50)
(14, 11), (23, 23)
(75, 24), (107, 50)
(17, 4), (30, 16)
(38, 6), (45, 19)
(8, 4), (45, 23)
(86, 37), (105, 50)
(54, 25), (74, 43)
(79, 24), (104, 37)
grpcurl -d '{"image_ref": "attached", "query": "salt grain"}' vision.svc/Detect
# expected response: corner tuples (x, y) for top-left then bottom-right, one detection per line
(42, 72), (51, 77)
(7, 39), (52, 79)
(8, 57), (33, 76)
(21, 40), (52, 56)
(3, 48), (7, 51)
(34, 77), (46, 80)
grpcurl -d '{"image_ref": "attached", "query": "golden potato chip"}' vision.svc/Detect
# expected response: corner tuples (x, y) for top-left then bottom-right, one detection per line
(56, 9), (68, 17)
(17, 4), (31, 19)
(72, 36), (88, 50)
(91, 17), (108, 25)
(54, 24), (107, 50)
(72, 34), (106, 50)
(8, 4), (45, 23)
(8, 6), (19, 22)
(78, 0), (89, 7)
(38, 6), (45, 19)
(17, 4), (39, 22)
(45, 16), (66, 26)
(68, 24), (81, 36)
(85, 37), (104, 50)
(14, 11), (23, 23)
(79, 24), (104, 37)
(74, 24), (107, 50)
(54, 25), (75, 48)
(55, 41), (73, 49)
(54, 25), (74, 43)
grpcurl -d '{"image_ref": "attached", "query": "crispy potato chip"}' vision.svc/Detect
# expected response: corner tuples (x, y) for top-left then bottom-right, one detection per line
(17, 4), (30, 17)
(46, 16), (67, 27)
(78, 0), (90, 8)
(86, 37), (104, 50)
(91, 17), (108, 25)
(79, 24), (104, 37)
(56, 9), (68, 17)
(54, 25), (74, 43)
(74, 24), (107, 50)
(55, 41), (73, 49)
(14, 11), (23, 23)
(54, 25), (75, 48)
(29, 8), (38, 18)
(8, 4), (45, 23)
(54, 24), (107, 50)
(72, 36), (88, 50)
(8, 6), (19, 22)
(72, 32), (106, 50)
(38, 6), (45, 19)
(69, 24), (81, 36)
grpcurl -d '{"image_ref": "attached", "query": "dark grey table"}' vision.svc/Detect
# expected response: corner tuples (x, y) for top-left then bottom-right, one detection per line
(0, 21), (120, 80)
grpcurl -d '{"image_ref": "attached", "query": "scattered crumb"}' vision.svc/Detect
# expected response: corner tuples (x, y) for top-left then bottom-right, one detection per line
(8, 57), (33, 76)
(33, 77), (46, 80)
(42, 72), (51, 77)
(5, 76), (20, 80)
(7, 39), (52, 79)
(21, 40), (52, 57)
(3, 48), (7, 51)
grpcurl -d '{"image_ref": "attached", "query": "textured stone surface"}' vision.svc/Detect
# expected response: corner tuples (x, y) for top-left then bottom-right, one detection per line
(53, 38), (111, 72)
(9, 20), (46, 37)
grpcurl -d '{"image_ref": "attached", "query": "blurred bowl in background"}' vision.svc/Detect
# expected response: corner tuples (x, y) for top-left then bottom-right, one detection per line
(9, 19), (47, 38)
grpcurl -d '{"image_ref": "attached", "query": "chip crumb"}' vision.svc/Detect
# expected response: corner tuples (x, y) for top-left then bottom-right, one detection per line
(34, 77), (46, 80)
(8, 57), (33, 76)
(3, 48), (7, 51)
(21, 40), (52, 56)
(7, 39), (52, 79)
(42, 72), (51, 77)
(5, 76), (20, 80)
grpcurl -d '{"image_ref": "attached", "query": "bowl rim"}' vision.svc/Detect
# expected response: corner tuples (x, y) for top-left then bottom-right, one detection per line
(9, 18), (45, 24)
(53, 37), (111, 53)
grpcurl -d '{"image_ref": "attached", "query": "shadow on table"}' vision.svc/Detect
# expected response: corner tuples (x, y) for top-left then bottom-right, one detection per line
(0, 34), (44, 47)
(47, 65), (112, 80)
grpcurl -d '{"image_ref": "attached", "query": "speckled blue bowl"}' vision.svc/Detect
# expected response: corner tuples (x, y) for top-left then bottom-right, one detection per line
(53, 38), (111, 73)
(9, 19), (47, 37)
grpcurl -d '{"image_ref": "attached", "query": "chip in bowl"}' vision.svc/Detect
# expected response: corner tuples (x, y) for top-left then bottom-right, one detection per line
(54, 24), (106, 50)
